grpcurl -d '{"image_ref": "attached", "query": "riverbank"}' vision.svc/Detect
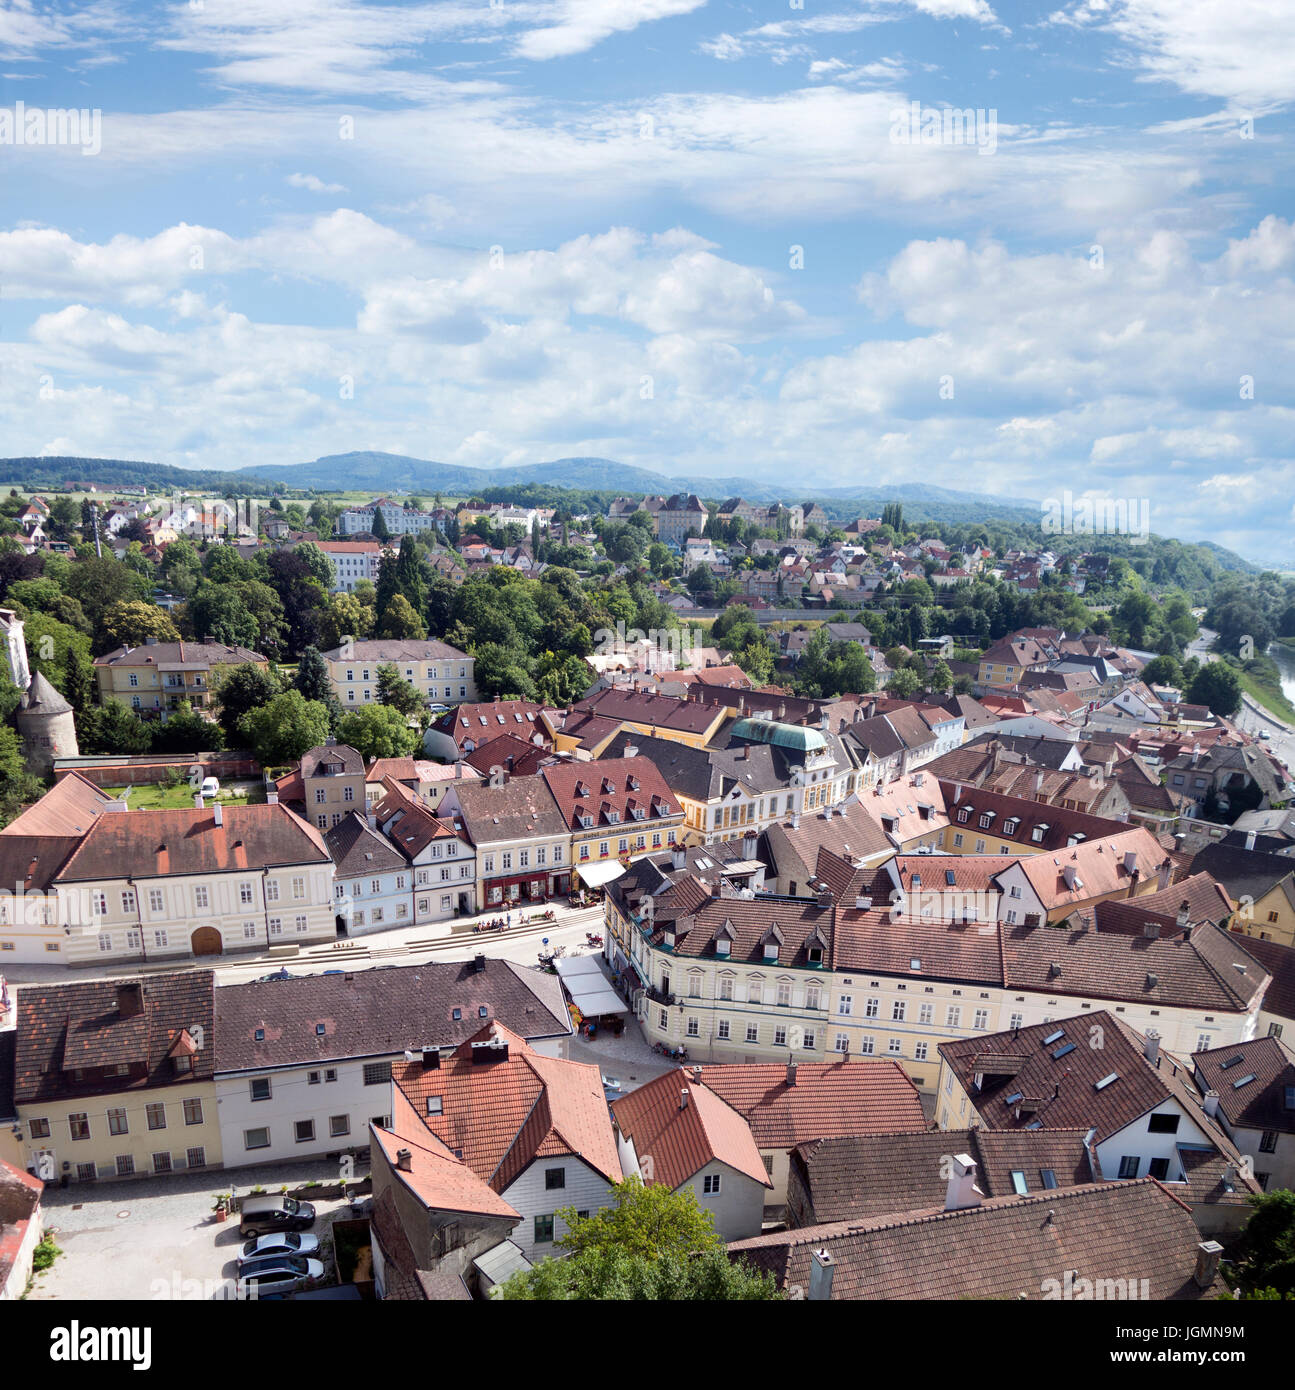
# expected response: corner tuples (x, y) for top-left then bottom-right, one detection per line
(1235, 667), (1295, 725)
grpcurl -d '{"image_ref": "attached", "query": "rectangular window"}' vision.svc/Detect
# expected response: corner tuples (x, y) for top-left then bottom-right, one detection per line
(534, 1214), (555, 1245)
(294, 1120), (315, 1144)
(154, 929), (168, 948)
(973, 1009), (989, 1030)
(121, 889), (136, 913)
(146, 1103), (167, 1131)
(1117, 1155), (1139, 1179)
(149, 888), (164, 912)
(364, 1062), (392, 1086)
(918, 1003), (933, 1025)
(28, 1117), (51, 1140)
(914, 1042), (928, 1061)
(888, 1038), (902, 1054)
(946, 1007), (961, 1027)
(244, 1128), (271, 1151)
(1148, 1157), (1170, 1180)
(717, 1019), (730, 1040)
(859, 1036), (875, 1055)
(1259, 1130), (1279, 1154)
(193, 886), (208, 910)
(186, 1146), (206, 1169)
(892, 1000), (905, 1021)
(183, 1098), (203, 1125)
(774, 1026), (787, 1047)
(329, 1115), (350, 1138)
(838, 996), (852, 1016)
(152, 1151), (173, 1175)
(703, 1173), (722, 1195)
(834, 1033), (849, 1053)
(265, 880), (279, 902)
(240, 882), (254, 905)
(777, 982), (791, 1007)
(250, 1078), (272, 1102)
(545, 1167), (566, 1190)
(107, 1107), (129, 1136)
(746, 1024), (759, 1043)
(1147, 1113), (1180, 1134)
(116, 1155), (135, 1178)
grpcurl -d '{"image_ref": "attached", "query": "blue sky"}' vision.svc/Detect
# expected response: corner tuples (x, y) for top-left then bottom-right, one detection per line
(1, 0), (1293, 565)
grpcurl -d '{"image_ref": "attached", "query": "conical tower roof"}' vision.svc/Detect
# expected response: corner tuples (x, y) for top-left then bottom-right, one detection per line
(20, 669), (73, 716)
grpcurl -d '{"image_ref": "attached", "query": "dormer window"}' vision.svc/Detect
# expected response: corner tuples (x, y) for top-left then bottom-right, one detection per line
(958, 807), (970, 823)
(1003, 818), (1019, 835)
(716, 937), (730, 957)
(979, 812), (993, 830)
(1031, 825), (1047, 843)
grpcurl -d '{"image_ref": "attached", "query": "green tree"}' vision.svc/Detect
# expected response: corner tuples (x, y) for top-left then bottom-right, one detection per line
(294, 645), (342, 725)
(336, 703), (420, 761)
(1231, 1190), (1295, 1296)
(78, 698), (153, 755)
(63, 556), (152, 638)
(186, 584), (259, 650)
(1139, 654), (1184, 687)
(101, 601), (181, 650)
(1186, 661), (1242, 718)
(887, 666), (922, 698)
(238, 691), (331, 765)
(375, 664), (425, 718)
(150, 701), (225, 754)
(378, 592), (427, 640)
(23, 612), (92, 702)
(370, 505), (390, 541)
(294, 540), (336, 592)
(320, 591), (375, 650)
(212, 662), (281, 742)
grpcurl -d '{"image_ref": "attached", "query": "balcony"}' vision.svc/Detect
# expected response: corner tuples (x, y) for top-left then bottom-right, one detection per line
(644, 985), (676, 1007)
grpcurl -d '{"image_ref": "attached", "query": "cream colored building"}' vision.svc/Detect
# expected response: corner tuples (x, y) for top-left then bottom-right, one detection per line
(321, 639), (476, 709)
(94, 639), (269, 718)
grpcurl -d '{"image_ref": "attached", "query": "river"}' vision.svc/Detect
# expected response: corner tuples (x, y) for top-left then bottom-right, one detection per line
(1268, 641), (1295, 704)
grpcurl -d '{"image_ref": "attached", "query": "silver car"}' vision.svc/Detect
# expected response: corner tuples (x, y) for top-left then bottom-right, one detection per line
(239, 1231), (321, 1265)
(237, 1256), (325, 1297)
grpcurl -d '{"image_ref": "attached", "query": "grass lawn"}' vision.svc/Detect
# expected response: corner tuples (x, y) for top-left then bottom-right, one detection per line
(106, 780), (262, 809)
(1233, 668), (1295, 725)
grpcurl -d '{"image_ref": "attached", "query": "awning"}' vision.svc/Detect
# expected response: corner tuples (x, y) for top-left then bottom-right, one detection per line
(574, 859), (627, 889)
(555, 955), (629, 1016)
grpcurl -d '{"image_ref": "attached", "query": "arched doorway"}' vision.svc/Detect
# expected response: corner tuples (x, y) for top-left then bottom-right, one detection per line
(190, 926), (222, 956)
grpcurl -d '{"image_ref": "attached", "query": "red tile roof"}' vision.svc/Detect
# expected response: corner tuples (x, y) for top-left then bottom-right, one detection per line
(611, 1069), (772, 1190)
(695, 1059), (924, 1148)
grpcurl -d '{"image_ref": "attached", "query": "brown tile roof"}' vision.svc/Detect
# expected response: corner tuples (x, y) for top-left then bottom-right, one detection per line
(938, 1011), (1261, 1206)
(324, 812), (407, 877)
(54, 803), (331, 881)
(1011, 826), (1171, 910)
(611, 1068), (772, 1190)
(95, 640), (266, 667)
(373, 1094), (519, 1220)
(1232, 933), (1295, 1022)
(1192, 1034), (1295, 1134)
(436, 700), (549, 752)
(372, 786), (465, 861)
(300, 744), (364, 778)
(213, 957), (570, 1071)
(695, 1059), (924, 1148)
(731, 1178), (1225, 1299)
(793, 1128), (1095, 1223)
(541, 756), (681, 831)
(14, 971), (215, 1104)
(1089, 872), (1235, 935)
(393, 1023), (621, 1192)
(461, 735), (551, 779)
(319, 638), (468, 662)
(940, 780), (1131, 853)
(2, 772), (114, 838)
(761, 803), (893, 886)
(647, 887), (834, 970)
(449, 775), (568, 847)
(574, 687), (723, 736)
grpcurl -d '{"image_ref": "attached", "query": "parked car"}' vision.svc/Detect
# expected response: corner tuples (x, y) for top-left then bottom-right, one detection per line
(237, 1255), (325, 1297)
(200, 776), (220, 798)
(240, 1231), (321, 1264)
(238, 1194), (316, 1237)
(256, 969), (294, 983)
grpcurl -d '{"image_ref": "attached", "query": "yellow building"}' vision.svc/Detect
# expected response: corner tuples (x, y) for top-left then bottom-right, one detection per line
(94, 639), (268, 717)
(13, 974), (224, 1184)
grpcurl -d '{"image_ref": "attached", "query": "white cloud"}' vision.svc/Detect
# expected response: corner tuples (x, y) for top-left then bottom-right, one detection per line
(287, 172), (348, 193)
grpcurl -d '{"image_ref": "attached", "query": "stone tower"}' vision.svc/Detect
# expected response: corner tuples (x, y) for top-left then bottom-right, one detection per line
(17, 670), (80, 777)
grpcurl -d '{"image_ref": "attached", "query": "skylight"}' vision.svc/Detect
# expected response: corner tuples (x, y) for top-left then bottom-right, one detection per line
(1043, 1029), (1065, 1045)
(1219, 1055), (1245, 1070)
(1232, 1073), (1257, 1089)
(1053, 1043), (1077, 1059)
(1095, 1073), (1119, 1090)
(1005, 1090), (1024, 1106)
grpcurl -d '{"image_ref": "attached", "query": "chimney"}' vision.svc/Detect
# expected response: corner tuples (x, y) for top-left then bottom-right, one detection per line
(194, 793), (205, 810)
(1143, 1029), (1160, 1066)
(691, 1065), (702, 1086)
(671, 844), (686, 871)
(116, 981), (144, 1019)
(367, 812), (378, 830)
(808, 1248), (835, 1302)
(1157, 858), (1171, 892)
(1176, 900), (1191, 930)
(396, 1148), (412, 1173)
(422, 1048), (440, 1069)
(816, 889), (833, 909)
(213, 802), (223, 827)
(144, 635), (158, 646)
(786, 1058), (798, 1087)
(473, 953), (486, 974)
(267, 789), (279, 805)
(1202, 1089), (1220, 1119)
(1034, 769), (1045, 795)
(624, 743), (638, 760)
(791, 813), (801, 830)
(1244, 830), (1256, 852)
(1143, 921), (1160, 939)
(953, 783), (961, 804)
(1193, 1241), (1223, 1290)
(944, 1154), (983, 1211)
(679, 1087), (689, 1111)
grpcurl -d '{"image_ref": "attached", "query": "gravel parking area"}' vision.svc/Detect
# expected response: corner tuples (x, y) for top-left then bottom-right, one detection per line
(28, 1161), (366, 1301)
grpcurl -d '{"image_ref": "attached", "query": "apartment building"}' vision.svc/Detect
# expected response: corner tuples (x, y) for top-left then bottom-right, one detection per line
(321, 639), (476, 709)
(337, 499), (440, 537)
(370, 781), (478, 922)
(52, 802), (335, 964)
(278, 743), (367, 833)
(212, 959), (571, 1168)
(315, 540), (383, 592)
(438, 775), (572, 907)
(13, 975), (222, 1184)
(94, 639), (268, 717)
(1192, 1034), (1295, 1194)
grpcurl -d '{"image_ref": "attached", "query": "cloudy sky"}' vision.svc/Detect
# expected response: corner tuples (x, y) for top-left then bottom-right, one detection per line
(1, 0), (1292, 565)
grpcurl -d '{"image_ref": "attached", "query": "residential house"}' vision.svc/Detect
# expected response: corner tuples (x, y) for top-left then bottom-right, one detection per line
(936, 1011), (1263, 1236)
(391, 1022), (622, 1259)
(212, 958), (571, 1168)
(611, 1067), (772, 1240)
(94, 639), (269, 718)
(314, 540), (383, 592)
(1192, 1035), (1295, 1194)
(370, 780), (478, 921)
(1192, 843), (1295, 947)
(438, 775), (572, 907)
(424, 699), (550, 762)
(13, 974), (221, 1184)
(322, 639), (476, 710)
